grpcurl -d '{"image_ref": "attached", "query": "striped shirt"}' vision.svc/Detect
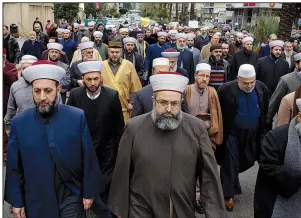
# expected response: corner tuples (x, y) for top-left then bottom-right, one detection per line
(209, 60), (226, 90)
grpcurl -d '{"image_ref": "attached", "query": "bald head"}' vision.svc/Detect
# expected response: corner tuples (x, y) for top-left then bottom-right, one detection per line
(211, 34), (220, 44)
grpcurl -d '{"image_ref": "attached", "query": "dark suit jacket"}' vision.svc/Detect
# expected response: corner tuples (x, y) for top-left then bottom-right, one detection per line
(70, 60), (83, 89)
(176, 67), (188, 79)
(124, 52), (145, 81)
(131, 84), (189, 118)
(67, 86), (124, 201)
(172, 47), (195, 84)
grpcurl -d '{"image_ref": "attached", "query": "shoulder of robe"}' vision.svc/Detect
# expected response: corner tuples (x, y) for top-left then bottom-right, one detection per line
(182, 113), (207, 133)
(126, 113), (150, 133)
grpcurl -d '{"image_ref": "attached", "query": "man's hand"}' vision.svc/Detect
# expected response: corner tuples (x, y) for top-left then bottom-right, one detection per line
(128, 103), (133, 110)
(5, 129), (10, 136)
(83, 198), (94, 210)
(12, 207), (25, 218)
(77, 80), (84, 87)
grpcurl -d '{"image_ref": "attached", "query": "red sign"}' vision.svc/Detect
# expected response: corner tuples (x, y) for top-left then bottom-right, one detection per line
(96, 3), (100, 11)
(244, 2), (256, 7)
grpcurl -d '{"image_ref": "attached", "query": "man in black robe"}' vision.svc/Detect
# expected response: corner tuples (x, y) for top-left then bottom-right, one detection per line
(122, 37), (145, 83)
(254, 99), (301, 218)
(256, 40), (290, 96)
(108, 72), (226, 218)
(67, 61), (124, 205)
(217, 64), (269, 211)
(230, 37), (258, 80)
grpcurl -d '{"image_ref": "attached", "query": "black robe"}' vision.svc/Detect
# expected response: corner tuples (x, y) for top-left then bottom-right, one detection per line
(254, 124), (301, 218)
(67, 86), (125, 203)
(230, 50), (258, 80)
(256, 56), (289, 96)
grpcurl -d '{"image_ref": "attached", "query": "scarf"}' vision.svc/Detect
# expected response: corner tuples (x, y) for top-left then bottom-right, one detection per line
(272, 117), (301, 217)
(136, 41), (144, 57)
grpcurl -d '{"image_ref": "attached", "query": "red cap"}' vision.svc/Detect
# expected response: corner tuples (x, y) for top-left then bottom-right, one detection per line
(3, 48), (6, 55)
(156, 71), (182, 76)
(164, 49), (178, 52)
(32, 60), (56, 66)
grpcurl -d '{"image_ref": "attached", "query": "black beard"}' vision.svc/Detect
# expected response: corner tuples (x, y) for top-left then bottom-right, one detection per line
(187, 44), (193, 48)
(34, 94), (57, 118)
(158, 41), (165, 46)
(271, 53), (280, 60)
(235, 41), (242, 47)
(243, 47), (252, 55)
(49, 57), (58, 62)
(95, 40), (102, 47)
(84, 82), (101, 93)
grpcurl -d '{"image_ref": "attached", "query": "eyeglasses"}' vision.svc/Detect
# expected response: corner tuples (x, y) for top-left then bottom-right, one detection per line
(155, 99), (181, 108)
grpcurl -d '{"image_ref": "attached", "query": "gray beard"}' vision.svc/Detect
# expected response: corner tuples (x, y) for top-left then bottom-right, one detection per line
(151, 108), (183, 131)
(170, 66), (177, 72)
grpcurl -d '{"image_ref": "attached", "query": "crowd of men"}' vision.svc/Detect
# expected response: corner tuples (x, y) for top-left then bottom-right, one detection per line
(2, 18), (301, 218)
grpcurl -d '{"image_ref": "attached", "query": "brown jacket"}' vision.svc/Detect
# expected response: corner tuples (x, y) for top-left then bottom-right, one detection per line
(275, 91), (295, 128)
(185, 85), (223, 150)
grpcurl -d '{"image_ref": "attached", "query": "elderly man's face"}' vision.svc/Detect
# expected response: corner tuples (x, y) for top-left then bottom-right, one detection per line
(108, 48), (122, 62)
(125, 42), (135, 53)
(237, 76), (256, 93)
(29, 33), (37, 41)
(82, 48), (94, 60)
(271, 46), (282, 58)
(211, 35), (220, 44)
(285, 43), (293, 52)
(222, 43), (229, 56)
(83, 72), (102, 93)
(177, 38), (186, 48)
(153, 65), (169, 74)
(34, 23), (41, 32)
(195, 70), (210, 89)
(152, 91), (183, 130)
(32, 79), (61, 116)
(48, 49), (60, 61)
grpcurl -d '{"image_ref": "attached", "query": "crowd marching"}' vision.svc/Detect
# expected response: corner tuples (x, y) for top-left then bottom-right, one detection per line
(2, 17), (301, 218)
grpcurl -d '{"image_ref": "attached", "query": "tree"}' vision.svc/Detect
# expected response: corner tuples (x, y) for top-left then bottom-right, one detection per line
(169, 3), (172, 22)
(84, 3), (96, 18)
(119, 8), (128, 15)
(190, 3), (196, 20)
(253, 16), (279, 44)
(278, 3), (296, 40)
(53, 3), (79, 21)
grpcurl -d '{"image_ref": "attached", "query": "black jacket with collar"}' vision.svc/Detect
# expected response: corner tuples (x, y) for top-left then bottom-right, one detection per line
(6, 35), (20, 63)
(215, 80), (270, 165)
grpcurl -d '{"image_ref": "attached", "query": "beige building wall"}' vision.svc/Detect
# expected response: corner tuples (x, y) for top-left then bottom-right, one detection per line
(3, 3), (54, 36)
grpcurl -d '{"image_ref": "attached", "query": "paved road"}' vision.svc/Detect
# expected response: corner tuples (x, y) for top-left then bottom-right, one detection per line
(3, 163), (259, 218)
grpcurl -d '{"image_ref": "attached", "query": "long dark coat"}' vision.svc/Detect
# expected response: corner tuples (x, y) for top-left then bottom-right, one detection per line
(231, 50), (258, 80)
(256, 56), (289, 96)
(215, 80), (270, 165)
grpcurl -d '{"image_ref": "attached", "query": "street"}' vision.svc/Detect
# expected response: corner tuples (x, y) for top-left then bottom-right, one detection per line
(3, 163), (259, 218)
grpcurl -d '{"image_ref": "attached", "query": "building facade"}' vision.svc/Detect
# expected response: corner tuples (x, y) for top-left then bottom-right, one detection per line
(3, 3), (54, 35)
